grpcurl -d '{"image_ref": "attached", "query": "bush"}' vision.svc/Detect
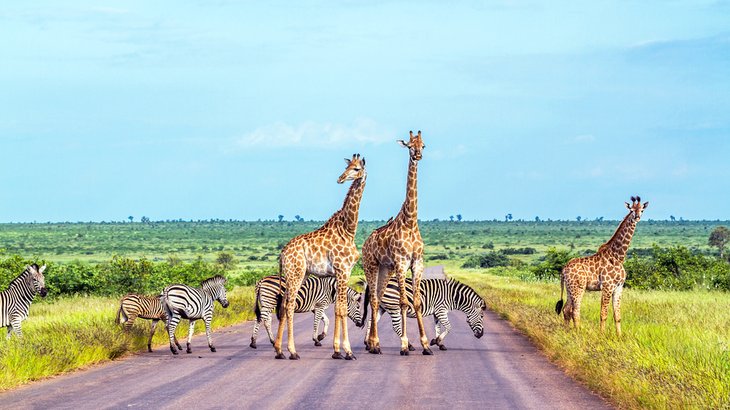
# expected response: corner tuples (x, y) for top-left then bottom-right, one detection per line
(500, 247), (537, 255)
(530, 248), (578, 280)
(626, 245), (730, 291)
(462, 252), (510, 269)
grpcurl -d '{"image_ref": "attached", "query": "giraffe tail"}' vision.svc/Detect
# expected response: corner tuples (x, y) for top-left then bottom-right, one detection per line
(359, 281), (370, 329)
(555, 269), (565, 314)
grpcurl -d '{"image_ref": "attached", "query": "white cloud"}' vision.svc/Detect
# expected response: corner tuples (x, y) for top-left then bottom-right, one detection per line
(234, 118), (393, 149)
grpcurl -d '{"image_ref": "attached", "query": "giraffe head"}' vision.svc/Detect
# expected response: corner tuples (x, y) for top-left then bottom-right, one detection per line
(625, 196), (649, 221)
(397, 130), (425, 161)
(337, 153), (366, 184)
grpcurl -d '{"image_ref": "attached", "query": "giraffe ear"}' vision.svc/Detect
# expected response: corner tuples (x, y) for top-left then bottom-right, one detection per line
(397, 139), (409, 148)
(344, 158), (351, 164)
(642, 202), (649, 209)
(625, 202), (631, 209)
(361, 158), (366, 167)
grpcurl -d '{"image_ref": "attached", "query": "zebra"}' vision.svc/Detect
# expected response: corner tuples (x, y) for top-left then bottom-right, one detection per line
(361, 277), (486, 351)
(249, 275), (363, 349)
(161, 275), (229, 355)
(1, 264), (48, 338)
(116, 293), (182, 352)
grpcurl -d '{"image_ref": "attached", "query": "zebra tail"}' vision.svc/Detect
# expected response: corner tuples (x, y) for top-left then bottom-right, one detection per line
(555, 268), (565, 315)
(359, 282), (370, 329)
(115, 305), (122, 324)
(254, 283), (262, 323)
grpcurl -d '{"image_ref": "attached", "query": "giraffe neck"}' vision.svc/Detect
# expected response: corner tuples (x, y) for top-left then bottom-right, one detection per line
(339, 175), (366, 237)
(602, 212), (638, 262)
(397, 157), (418, 229)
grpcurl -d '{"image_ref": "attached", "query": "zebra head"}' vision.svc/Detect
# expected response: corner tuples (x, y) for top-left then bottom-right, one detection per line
(346, 288), (363, 327)
(450, 279), (485, 339)
(202, 275), (229, 308)
(29, 264), (48, 297)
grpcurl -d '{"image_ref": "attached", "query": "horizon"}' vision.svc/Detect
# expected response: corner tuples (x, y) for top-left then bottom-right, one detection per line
(1, 2), (728, 222)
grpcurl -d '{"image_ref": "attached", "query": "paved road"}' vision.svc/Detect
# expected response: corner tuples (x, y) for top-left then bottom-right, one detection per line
(1, 266), (611, 409)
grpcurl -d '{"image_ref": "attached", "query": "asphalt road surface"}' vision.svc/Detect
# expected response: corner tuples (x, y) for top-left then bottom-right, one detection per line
(1, 266), (611, 409)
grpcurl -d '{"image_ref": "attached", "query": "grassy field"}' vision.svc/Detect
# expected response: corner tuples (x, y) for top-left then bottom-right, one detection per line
(450, 267), (730, 409)
(0, 286), (255, 391)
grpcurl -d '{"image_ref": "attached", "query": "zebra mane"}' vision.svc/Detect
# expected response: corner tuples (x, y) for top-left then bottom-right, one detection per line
(201, 275), (226, 288)
(7, 266), (34, 288)
(446, 277), (485, 307)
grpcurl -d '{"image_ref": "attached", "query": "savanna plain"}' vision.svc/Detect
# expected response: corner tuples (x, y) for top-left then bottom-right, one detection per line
(1, 219), (729, 409)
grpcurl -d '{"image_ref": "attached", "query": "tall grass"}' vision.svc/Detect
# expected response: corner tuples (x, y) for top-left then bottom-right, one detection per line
(0, 286), (255, 390)
(450, 269), (730, 409)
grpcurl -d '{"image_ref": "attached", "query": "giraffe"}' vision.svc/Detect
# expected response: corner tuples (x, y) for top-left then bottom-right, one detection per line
(555, 196), (648, 336)
(273, 154), (366, 360)
(361, 130), (433, 356)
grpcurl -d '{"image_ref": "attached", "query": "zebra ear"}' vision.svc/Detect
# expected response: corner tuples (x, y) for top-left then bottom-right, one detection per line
(39, 265), (47, 274)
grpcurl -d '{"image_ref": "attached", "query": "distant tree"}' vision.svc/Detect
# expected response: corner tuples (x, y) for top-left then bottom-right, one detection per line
(670, 215), (676, 222)
(278, 215), (284, 223)
(535, 216), (540, 222)
(709, 226), (730, 259)
(128, 216), (134, 223)
(576, 216), (582, 222)
(450, 215), (455, 222)
(456, 214), (462, 222)
(216, 252), (236, 270)
(505, 213), (513, 222)
(140, 216), (150, 224)
(596, 216), (604, 222)
(294, 215), (303, 222)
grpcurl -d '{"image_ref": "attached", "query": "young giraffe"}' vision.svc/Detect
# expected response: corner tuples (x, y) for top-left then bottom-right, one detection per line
(362, 130), (433, 356)
(273, 154), (366, 360)
(556, 196), (648, 336)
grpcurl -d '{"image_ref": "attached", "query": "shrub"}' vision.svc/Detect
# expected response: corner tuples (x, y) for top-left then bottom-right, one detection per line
(530, 248), (578, 280)
(461, 252), (510, 269)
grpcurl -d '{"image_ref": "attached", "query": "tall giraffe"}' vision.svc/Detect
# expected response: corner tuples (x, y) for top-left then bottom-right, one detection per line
(556, 196), (648, 336)
(273, 154), (366, 360)
(361, 130), (432, 356)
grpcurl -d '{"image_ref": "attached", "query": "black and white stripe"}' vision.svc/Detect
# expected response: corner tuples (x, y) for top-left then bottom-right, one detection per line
(363, 277), (485, 350)
(250, 275), (363, 349)
(1, 264), (48, 338)
(116, 293), (182, 352)
(161, 275), (229, 355)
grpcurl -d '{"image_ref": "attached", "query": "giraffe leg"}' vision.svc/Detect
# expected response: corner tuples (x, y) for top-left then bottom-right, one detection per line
(395, 264), (411, 356)
(367, 264), (391, 354)
(600, 286), (614, 333)
(571, 288), (585, 330)
(333, 272), (355, 360)
(612, 284), (624, 337)
(411, 258), (432, 355)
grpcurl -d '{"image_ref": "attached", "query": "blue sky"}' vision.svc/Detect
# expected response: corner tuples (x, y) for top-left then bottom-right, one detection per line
(1, 1), (729, 222)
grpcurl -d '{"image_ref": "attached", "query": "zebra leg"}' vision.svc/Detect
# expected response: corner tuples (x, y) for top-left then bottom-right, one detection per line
(148, 320), (159, 352)
(395, 263), (411, 356)
(10, 317), (22, 337)
(186, 320), (196, 353)
(430, 310), (451, 350)
(411, 258), (432, 355)
(312, 307), (326, 346)
(250, 316), (260, 349)
(205, 316), (216, 352)
(164, 322), (182, 350)
(167, 315), (180, 355)
(320, 310), (330, 342)
(6, 325), (12, 339)
(123, 314), (137, 333)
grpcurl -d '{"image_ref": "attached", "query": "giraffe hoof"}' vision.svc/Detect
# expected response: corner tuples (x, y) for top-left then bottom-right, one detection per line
(408, 344), (416, 351)
(345, 353), (356, 360)
(317, 333), (326, 341)
(275, 353), (286, 360)
(429, 338), (438, 346)
(332, 352), (344, 359)
(400, 349), (409, 356)
(368, 347), (381, 355)
(148, 346), (153, 353)
(170, 348), (179, 355)
(289, 353), (300, 360)
(176, 344), (183, 350)
(439, 345), (447, 351)
(250, 342), (257, 349)
(422, 348), (433, 355)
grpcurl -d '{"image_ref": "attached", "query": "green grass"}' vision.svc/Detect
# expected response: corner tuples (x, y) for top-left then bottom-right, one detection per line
(450, 268), (730, 409)
(0, 286), (255, 391)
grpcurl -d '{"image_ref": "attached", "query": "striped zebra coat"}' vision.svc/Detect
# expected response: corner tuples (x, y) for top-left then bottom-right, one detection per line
(1, 264), (48, 338)
(249, 275), (363, 349)
(362, 277), (486, 350)
(161, 275), (229, 355)
(116, 294), (182, 352)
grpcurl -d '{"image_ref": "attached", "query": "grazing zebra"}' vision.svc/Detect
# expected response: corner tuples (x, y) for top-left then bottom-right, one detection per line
(362, 277), (486, 351)
(250, 275), (363, 349)
(161, 275), (229, 355)
(1, 264), (48, 338)
(116, 294), (182, 352)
